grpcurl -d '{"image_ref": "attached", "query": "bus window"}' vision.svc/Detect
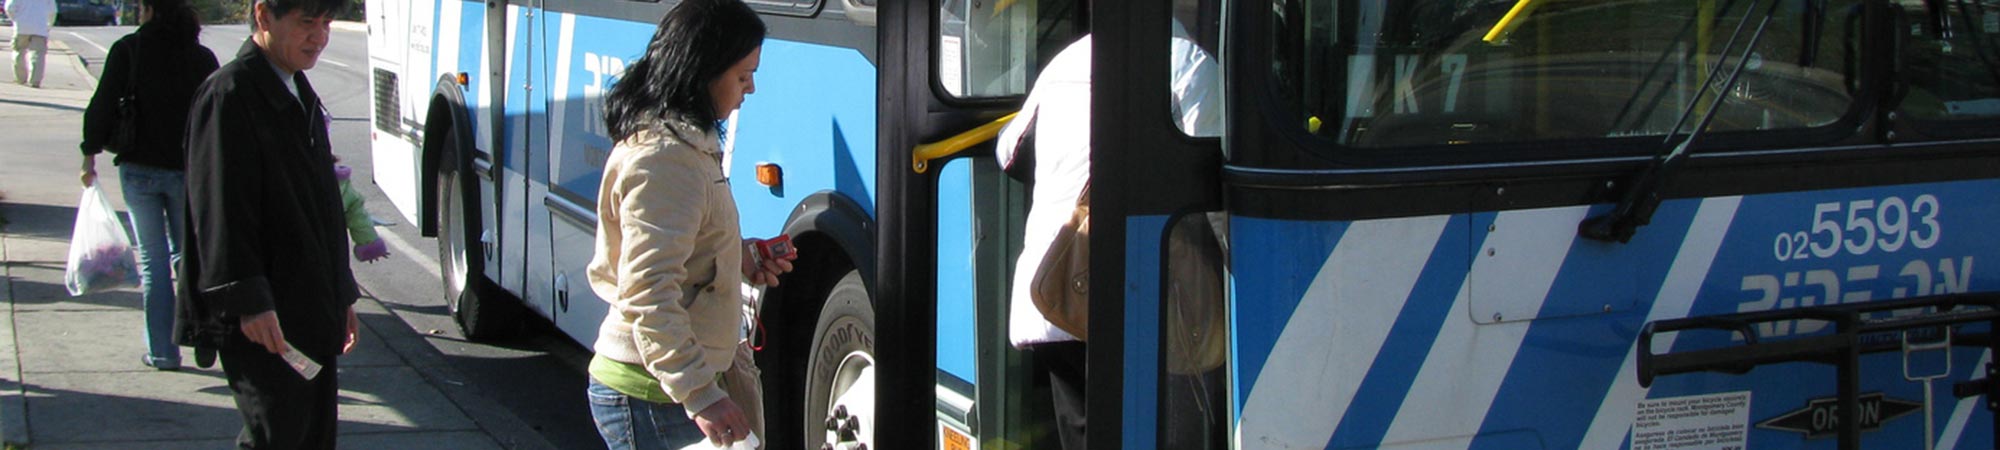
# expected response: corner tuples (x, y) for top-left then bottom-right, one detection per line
(939, 0), (1085, 98)
(1267, 0), (1860, 149)
(1893, 0), (2000, 126)
(1160, 211), (1230, 450)
(1172, 0), (1225, 138)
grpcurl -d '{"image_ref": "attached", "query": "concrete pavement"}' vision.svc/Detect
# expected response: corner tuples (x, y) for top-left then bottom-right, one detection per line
(0, 27), (557, 449)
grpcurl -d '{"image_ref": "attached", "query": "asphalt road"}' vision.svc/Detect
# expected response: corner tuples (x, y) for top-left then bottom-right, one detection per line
(54, 24), (606, 449)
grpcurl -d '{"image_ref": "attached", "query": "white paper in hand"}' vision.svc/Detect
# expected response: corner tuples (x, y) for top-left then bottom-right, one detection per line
(280, 343), (323, 380)
(679, 432), (758, 450)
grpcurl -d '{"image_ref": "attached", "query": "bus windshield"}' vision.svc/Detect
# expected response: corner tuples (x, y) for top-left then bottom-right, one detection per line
(1267, 0), (1861, 148)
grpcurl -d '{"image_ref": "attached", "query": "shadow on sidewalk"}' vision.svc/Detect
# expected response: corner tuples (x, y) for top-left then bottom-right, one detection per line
(18, 375), (243, 445)
(0, 203), (79, 243)
(0, 97), (84, 113)
(20, 368), (482, 446)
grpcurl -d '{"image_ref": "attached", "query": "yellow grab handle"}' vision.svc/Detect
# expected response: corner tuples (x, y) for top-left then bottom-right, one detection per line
(1483, 0), (1541, 43)
(912, 112), (1018, 174)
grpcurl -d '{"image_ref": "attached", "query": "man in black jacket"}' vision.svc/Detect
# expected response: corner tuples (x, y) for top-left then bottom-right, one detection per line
(176, 0), (357, 447)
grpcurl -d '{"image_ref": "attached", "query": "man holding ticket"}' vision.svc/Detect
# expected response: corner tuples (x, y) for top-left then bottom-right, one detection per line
(175, 0), (360, 448)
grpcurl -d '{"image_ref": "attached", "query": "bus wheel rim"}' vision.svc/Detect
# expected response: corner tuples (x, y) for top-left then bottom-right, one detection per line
(823, 351), (875, 448)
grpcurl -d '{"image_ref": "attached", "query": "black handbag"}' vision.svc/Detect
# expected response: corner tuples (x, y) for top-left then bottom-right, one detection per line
(107, 41), (140, 153)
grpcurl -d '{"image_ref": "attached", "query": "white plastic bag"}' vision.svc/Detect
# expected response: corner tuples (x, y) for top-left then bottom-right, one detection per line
(65, 185), (138, 296)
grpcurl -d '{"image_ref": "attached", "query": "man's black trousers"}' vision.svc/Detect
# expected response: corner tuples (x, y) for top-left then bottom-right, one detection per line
(220, 345), (340, 449)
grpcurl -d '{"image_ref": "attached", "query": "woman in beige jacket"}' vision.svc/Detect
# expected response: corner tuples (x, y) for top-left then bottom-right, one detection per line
(584, 0), (795, 448)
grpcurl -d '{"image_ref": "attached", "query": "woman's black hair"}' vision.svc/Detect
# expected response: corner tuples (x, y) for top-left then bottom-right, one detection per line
(603, 0), (767, 142)
(139, 0), (202, 43)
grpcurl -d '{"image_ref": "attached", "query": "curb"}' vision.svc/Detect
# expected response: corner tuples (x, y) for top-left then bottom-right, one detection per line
(49, 39), (96, 85)
(0, 225), (30, 447)
(333, 20), (366, 33)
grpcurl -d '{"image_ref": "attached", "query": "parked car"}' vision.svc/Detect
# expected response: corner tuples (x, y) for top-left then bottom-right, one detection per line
(56, 0), (116, 26)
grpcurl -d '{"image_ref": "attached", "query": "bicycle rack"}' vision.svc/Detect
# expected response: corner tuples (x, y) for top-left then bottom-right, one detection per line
(1636, 293), (2000, 450)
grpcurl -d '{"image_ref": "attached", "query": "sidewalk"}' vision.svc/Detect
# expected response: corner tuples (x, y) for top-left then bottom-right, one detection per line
(0, 29), (549, 449)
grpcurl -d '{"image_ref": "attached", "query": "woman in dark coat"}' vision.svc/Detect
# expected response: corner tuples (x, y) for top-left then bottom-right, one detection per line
(78, 0), (220, 371)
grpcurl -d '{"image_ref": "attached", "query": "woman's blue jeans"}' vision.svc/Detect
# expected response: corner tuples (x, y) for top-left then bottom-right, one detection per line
(587, 377), (709, 449)
(120, 164), (184, 368)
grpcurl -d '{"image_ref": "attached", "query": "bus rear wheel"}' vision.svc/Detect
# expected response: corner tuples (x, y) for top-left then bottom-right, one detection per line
(803, 270), (874, 450)
(436, 140), (517, 340)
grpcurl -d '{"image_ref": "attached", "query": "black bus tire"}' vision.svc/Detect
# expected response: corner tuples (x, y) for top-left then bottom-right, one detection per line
(437, 137), (518, 340)
(801, 270), (874, 449)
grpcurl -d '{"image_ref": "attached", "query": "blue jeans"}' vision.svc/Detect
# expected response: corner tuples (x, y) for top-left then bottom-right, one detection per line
(120, 164), (184, 368)
(587, 378), (709, 450)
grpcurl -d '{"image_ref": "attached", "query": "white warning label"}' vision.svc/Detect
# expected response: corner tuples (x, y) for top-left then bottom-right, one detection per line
(1631, 391), (1752, 450)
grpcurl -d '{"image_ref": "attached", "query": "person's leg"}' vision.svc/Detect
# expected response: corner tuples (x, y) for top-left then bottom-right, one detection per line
(299, 353), (340, 450)
(1161, 369), (1227, 450)
(639, 397), (709, 448)
(12, 34), (27, 84)
(587, 378), (641, 450)
(588, 378), (709, 449)
(220, 344), (339, 449)
(120, 166), (180, 369)
(25, 35), (46, 88)
(1038, 342), (1089, 450)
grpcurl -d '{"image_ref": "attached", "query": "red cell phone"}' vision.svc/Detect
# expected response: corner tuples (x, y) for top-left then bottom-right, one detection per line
(754, 234), (795, 265)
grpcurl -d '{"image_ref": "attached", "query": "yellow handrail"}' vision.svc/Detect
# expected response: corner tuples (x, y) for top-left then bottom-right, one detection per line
(1483, 0), (1541, 43)
(912, 112), (1018, 174)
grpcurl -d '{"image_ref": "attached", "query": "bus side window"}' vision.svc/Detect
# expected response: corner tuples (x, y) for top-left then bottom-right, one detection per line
(1160, 210), (1229, 450)
(1894, 0), (2000, 126)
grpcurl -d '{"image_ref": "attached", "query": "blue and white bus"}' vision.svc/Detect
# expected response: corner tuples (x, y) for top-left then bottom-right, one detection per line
(369, 0), (2000, 448)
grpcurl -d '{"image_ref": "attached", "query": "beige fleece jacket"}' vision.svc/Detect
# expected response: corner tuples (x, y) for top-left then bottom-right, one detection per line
(587, 118), (744, 416)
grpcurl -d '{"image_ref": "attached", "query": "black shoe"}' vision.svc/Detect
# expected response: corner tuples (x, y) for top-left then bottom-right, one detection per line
(195, 347), (217, 369)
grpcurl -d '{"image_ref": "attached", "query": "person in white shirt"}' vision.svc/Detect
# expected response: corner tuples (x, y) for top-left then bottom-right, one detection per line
(6, 0), (56, 87)
(992, 15), (1224, 450)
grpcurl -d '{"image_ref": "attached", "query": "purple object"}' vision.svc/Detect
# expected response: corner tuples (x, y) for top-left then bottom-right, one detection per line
(354, 239), (389, 262)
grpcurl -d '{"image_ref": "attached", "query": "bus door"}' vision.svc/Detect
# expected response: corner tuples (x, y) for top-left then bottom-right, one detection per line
(875, 0), (1083, 449)
(1088, 1), (1232, 449)
(494, 0), (552, 317)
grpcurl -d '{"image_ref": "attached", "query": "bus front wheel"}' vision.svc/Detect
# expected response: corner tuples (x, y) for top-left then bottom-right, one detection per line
(437, 142), (517, 340)
(802, 270), (875, 450)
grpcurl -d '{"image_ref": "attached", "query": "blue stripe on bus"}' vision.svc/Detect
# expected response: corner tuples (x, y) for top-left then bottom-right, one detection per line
(1124, 215), (1170, 450)
(1229, 218), (1351, 416)
(459, 0), (482, 124)
(1231, 180), (2000, 448)
(429, 0), (441, 85)
(1468, 201), (1702, 450)
(1325, 214), (1479, 448)
(1656, 181), (2000, 449)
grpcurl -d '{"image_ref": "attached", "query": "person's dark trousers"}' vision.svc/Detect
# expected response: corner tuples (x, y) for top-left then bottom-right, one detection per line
(219, 344), (340, 449)
(1035, 341), (1088, 450)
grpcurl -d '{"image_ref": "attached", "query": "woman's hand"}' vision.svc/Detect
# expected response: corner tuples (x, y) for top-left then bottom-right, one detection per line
(741, 237), (797, 286)
(693, 397), (753, 446)
(80, 154), (97, 186)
